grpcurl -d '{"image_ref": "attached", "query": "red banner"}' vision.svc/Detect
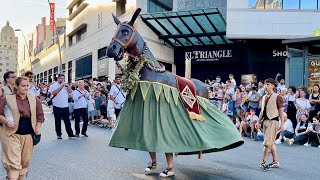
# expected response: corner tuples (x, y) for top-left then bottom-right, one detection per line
(49, 2), (55, 32)
(28, 40), (32, 56)
(36, 25), (39, 48)
(42, 17), (46, 41)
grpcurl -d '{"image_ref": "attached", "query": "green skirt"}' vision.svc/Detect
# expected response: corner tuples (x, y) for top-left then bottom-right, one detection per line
(109, 81), (243, 154)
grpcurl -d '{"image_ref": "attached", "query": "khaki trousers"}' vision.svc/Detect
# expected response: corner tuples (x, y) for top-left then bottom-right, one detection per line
(1, 131), (33, 178)
(262, 119), (279, 148)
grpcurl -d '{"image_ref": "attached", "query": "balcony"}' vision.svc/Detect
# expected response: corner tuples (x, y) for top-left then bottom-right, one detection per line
(67, 2), (89, 21)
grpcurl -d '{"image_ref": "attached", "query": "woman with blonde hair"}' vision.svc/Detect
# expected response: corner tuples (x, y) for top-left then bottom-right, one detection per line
(0, 77), (44, 180)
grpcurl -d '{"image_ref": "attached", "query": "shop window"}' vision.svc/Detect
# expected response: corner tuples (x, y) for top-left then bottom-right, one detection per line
(148, 0), (172, 13)
(75, 54), (92, 78)
(283, 0), (299, 9)
(301, 0), (317, 9)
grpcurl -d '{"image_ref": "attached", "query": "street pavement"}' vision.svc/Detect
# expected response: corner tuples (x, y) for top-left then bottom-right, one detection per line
(0, 105), (319, 180)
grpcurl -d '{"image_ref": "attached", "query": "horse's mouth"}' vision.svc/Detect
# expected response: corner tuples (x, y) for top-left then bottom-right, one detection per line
(115, 48), (124, 61)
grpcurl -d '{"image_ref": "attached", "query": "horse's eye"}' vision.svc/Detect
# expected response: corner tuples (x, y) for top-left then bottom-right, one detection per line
(122, 30), (129, 35)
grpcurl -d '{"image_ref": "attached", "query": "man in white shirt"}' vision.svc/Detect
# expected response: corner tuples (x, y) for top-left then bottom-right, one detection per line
(73, 80), (90, 137)
(48, 74), (75, 139)
(275, 73), (285, 93)
(25, 71), (40, 96)
(109, 76), (126, 118)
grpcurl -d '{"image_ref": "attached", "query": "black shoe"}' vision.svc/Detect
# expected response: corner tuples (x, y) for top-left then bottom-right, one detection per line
(75, 134), (80, 138)
(68, 134), (76, 138)
(57, 136), (62, 139)
(81, 133), (88, 137)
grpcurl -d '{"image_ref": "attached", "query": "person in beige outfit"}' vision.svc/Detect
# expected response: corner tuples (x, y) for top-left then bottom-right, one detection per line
(256, 78), (285, 171)
(0, 77), (44, 180)
(1, 71), (16, 97)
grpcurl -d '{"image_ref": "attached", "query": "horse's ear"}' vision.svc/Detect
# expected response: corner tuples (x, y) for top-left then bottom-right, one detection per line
(129, 8), (141, 25)
(112, 13), (121, 25)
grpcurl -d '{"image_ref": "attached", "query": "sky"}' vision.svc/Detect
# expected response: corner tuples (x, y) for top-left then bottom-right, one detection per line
(0, 0), (66, 34)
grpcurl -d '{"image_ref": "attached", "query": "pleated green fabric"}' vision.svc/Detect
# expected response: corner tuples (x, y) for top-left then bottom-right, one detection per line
(109, 81), (243, 154)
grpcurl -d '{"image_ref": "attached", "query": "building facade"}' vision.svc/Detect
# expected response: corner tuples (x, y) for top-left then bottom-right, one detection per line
(63, 0), (174, 82)
(0, 21), (18, 80)
(18, 18), (66, 83)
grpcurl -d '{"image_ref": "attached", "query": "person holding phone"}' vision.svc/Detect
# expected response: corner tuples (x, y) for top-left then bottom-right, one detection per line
(48, 74), (75, 139)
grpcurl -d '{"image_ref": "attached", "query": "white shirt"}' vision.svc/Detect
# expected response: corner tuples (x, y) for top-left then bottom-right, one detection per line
(73, 88), (90, 109)
(277, 83), (286, 93)
(246, 115), (259, 122)
(109, 84), (126, 109)
(87, 98), (95, 112)
(285, 93), (296, 102)
(107, 99), (115, 110)
(284, 119), (294, 133)
(48, 82), (69, 108)
(28, 82), (40, 96)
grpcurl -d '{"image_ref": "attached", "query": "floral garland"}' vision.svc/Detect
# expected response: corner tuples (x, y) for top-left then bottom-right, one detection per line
(121, 55), (155, 93)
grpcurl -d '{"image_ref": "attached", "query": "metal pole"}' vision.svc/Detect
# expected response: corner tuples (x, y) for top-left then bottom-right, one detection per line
(48, 0), (63, 74)
(20, 30), (33, 72)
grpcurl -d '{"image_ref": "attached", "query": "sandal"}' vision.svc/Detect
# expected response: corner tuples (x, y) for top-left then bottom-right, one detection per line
(268, 161), (280, 168)
(145, 161), (157, 172)
(260, 160), (270, 171)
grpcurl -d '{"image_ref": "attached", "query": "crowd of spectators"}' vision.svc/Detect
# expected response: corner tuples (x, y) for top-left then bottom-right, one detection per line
(205, 73), (320, 148)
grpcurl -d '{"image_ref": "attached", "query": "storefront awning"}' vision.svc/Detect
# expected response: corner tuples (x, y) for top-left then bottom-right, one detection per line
(140, 8), (233, 47)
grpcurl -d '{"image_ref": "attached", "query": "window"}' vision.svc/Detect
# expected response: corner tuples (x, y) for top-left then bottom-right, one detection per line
(54, 66), (58, 73)
(283, 0), (299, 9)
(76, 27), (87, 42)
(116, 0), (126, 17)
(301, 0), (317, 9)
(0, 63), (3, 66)
(69, 36), (73, 46)
(98, 46), (108, 60)
(6, 63), (8, 66)
(148, 0), (173, 13)
(62, 63), (66, 71)
(0, 69), (2, 72)
(10, 37), (12, 42)
(4, 45), (6, 48)
(68, 61), (72, 69)
(249, 0), (320, 9)
(6, 69), (9, 72)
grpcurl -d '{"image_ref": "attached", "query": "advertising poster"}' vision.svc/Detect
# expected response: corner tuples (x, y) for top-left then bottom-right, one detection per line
(241, 74), (257, 85)
(308, 59), (320, 93)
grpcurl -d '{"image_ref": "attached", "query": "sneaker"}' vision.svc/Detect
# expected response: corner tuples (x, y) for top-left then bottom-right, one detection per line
(268, 161), (280, 168)
(260, 162), (270, 171)
(159, 168), (174, 178)
(144, 162), (157, 172)
(81, 133), (88, 137)
(284, 138), (292, 145)
(57, 136), (62, 140)
(275, 139), (281, 145)
(75, 134), (80, 138)
(318, 145), (320, 148)
(304, 143), (309, 147)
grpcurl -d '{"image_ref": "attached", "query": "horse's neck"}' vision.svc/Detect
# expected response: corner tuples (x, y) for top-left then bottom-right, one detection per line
(143, 48), (161, 68)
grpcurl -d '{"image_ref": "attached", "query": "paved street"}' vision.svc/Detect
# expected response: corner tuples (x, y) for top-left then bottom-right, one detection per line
(0, 106), (319, 180)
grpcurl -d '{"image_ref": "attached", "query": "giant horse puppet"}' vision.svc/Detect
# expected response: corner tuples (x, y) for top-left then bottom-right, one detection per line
(107, 8), (208, 99)
(107, 8), (243, 178)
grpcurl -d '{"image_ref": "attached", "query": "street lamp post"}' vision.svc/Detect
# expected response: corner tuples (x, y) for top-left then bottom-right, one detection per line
(15, 29), (33, 72)
(48, 0), (63, 74)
